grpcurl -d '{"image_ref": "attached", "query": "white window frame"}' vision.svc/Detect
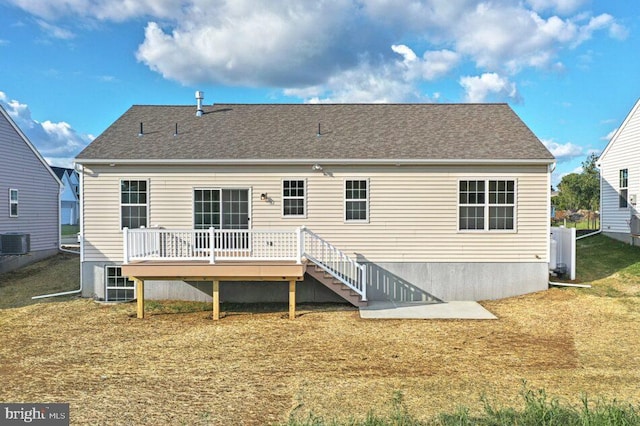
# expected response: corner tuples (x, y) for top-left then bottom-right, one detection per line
(619, 169), (628, 209)
(104, 265), (135, 302)
(120, 179), (149, 230)
(9, 188), (18, 217)
(282, 178), (307, 219)
(344, 178), (369, 223)
(457, 178), (517, 233)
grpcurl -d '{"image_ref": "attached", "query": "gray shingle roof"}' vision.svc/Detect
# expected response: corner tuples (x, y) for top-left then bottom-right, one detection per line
(76, 103), (554, 162)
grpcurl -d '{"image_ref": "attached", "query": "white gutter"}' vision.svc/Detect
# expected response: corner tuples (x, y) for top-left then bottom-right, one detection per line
(76, 158), (556, 166)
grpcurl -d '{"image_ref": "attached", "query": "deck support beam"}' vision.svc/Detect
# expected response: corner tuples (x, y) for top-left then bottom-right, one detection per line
(135, 278), (145, 319)
(213, 280), (220, 321)
(289, 279), (296, 320)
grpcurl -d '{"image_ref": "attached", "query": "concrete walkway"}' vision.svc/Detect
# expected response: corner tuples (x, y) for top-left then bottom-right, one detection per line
(359, 300), (497, 320)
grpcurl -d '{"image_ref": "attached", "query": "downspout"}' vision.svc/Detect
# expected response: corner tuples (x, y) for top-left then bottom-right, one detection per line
(32, 163), (84, 300)
(549, 281), (591, 288)
(576, 229), (602, 240)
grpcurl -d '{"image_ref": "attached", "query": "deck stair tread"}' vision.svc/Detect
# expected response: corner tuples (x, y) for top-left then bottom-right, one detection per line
(305, 262), (367, 307)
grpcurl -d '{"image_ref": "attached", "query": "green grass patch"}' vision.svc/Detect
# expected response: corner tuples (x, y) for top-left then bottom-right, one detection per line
(552, 218), (599, 230)
(0, 253), (80, 309)
(285, 385), (640, 426)
(61, 225), (79, 236)
(575, 234), (640, 283)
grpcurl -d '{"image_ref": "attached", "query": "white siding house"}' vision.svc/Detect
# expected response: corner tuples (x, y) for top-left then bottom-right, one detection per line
(0, 105), (61, 273)
(76, 99), (554, 304)
(52, 167), (80, 226)
(598, 98), (640, 243)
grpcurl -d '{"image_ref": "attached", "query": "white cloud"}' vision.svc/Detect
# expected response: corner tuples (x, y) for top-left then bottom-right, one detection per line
(526, 0), (587, 15)
(0, 91), (92, 167)
(602, 128), (618, 141)
(284, 61), (424, 104)
(459, 73), (520, 103)
(135, 2), (365, 87)
(392, 45), (460, 81)
(5, 0), (182, 22)
(36, 19), (75, 40)
(541, 138), (583, 161)
(6, 0), (628, 103)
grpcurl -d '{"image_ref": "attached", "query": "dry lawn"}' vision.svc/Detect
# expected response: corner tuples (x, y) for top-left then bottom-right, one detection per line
(1, 252), (640, 425)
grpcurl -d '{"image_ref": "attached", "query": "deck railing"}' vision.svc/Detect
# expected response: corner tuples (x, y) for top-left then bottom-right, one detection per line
(301, 227), (367, 301)
(123, 226), (367, 301)
(123, 227), (301, 264)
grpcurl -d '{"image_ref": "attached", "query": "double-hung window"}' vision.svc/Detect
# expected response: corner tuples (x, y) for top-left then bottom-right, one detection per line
(345, 179), (368, 222)
(9, 189), (18, 217)
(459, 179), (516, 231)
(620, 169), (628, 208)
(282, 179), (306, 217)
(121, 180), (148, 229)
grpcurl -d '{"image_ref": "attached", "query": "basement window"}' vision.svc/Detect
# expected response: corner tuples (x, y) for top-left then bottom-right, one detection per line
(105, 266), (135, 302)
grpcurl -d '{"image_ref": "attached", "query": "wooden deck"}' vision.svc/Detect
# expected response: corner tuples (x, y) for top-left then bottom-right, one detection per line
(122, 260), (306, 320)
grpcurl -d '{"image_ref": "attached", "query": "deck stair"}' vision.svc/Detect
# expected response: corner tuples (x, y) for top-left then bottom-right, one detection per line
(300, 227), (368, 307)
(305, 263), (368, 307)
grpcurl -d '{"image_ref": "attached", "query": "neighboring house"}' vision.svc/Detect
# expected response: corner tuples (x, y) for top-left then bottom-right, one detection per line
(75, 96), (555, 306)
(51, 166), (80, 226)
(598, 98), (640, 244)
(0, 105), (61, 273)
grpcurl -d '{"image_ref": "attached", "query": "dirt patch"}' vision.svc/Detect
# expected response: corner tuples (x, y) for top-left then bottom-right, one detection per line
(1, 283), (640, 425)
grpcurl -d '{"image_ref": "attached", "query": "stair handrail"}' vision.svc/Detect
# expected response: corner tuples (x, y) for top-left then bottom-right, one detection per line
(301, 227), (367, 302)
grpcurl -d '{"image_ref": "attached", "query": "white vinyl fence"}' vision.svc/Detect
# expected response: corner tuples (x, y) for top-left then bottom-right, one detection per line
(549, 226), (576, 280)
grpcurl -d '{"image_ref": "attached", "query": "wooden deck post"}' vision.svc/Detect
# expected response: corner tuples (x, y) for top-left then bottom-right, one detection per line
(289, 279), (296, 320)
(212, 280), (220, 321)
(135, 279), (144, 319)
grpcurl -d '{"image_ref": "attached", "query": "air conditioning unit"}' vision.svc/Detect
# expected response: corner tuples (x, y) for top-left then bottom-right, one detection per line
(631, 215), (640, 236)
(0, 233), (30, 255)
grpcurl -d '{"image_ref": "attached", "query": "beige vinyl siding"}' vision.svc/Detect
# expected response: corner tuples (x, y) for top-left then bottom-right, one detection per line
(81, 164), (549, 263)
(0, 113), (59, 251)
(599, 100), (640, 234)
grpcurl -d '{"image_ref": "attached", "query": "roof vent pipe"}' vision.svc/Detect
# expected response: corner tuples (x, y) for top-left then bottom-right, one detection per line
(195, 91), (204, 117)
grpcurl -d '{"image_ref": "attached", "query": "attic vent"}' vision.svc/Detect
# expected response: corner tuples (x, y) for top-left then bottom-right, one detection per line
(196, 91), (204, 117)
(1, 233), (30, 255)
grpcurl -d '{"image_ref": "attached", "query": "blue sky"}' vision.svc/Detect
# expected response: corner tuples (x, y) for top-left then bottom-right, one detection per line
(0, 0), (638, 185)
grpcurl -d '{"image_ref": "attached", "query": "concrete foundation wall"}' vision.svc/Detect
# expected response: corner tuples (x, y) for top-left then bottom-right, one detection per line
(366, 261), (548, 302)
(602, 231), (633, 245)
(0, 248), (59, 274)
(82, 260), (548, 303)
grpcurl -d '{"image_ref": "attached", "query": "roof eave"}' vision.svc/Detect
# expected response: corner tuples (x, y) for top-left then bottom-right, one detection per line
(75, 158), (555, 166)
